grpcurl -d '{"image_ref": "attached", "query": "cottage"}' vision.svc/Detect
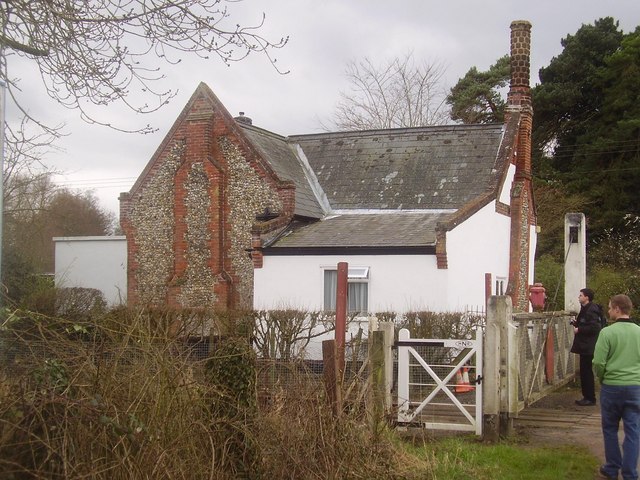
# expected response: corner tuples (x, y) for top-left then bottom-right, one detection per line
(58, 21), (536, 315)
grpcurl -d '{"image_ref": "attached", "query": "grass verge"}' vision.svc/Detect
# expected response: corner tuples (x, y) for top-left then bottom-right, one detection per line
(402, 434), (598, 479)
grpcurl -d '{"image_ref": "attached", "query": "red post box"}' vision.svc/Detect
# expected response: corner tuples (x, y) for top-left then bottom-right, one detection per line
(529, 283), (546, 312)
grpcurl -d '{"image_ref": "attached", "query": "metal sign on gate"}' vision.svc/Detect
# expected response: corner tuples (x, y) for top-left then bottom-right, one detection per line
(396, 328), (483, 435)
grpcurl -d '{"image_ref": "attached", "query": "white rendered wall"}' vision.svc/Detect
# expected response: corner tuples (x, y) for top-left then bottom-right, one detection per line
(254, 254), (449, 314)
(529, 224), (538, 286)
(54, 236), (127, 306)
(446, 201), (512, 310)
(498, 163), (516, 205)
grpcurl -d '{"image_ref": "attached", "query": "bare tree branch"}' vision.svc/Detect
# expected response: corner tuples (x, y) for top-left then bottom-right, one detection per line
(0, 0), (289, 135)
(329, 52), (450, 131)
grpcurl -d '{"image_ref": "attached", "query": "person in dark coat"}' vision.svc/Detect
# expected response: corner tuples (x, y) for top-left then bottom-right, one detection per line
(571, 288), (602, 406)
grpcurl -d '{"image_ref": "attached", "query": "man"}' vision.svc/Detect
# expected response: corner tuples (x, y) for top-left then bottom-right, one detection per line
(571, 288), (602, 406)
(593, 294), (640, 480)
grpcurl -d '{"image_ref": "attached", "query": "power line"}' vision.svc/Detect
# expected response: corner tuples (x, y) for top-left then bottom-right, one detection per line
(53, 176), (137, 190)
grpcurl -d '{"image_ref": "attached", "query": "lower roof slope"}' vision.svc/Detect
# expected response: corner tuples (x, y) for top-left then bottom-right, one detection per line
(267, 212), (450, 249)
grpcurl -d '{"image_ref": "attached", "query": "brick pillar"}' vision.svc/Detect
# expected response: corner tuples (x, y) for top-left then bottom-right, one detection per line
(251, 231), (263, 268)
(435, 228), (448, 269)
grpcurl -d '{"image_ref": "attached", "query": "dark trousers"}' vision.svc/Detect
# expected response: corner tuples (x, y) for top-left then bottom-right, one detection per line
(580, 354), (596, 402)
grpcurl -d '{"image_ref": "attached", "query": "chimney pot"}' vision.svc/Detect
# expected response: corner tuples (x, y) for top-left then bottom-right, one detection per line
(235, 112), (253, 125)
(508, 20), (532, 108)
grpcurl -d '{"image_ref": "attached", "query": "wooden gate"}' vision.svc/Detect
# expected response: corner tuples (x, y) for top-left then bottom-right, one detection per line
(396, 328), (483, 435)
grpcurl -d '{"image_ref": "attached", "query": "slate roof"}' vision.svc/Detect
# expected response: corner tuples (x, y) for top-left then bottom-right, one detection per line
(289, 124), (505, 210)
(267, 212), (451, 249)
(239, 124), (324, 219)
(237, 121), (510, 250)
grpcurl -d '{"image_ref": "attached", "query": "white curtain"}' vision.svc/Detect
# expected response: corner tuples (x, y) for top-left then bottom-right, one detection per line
(324, 270), (368, 313)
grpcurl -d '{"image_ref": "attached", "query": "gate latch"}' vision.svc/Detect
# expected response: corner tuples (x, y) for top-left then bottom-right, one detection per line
(473, 375), (483, 385)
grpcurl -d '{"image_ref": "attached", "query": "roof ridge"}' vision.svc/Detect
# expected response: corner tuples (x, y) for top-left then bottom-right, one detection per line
(238, 122), (288, 141)
(288, 123), (503, 140)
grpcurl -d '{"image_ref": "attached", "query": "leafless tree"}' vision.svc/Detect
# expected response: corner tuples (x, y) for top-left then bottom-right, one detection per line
(0, 0), (288, 135)
(3, 118), (59, 219)
(1, 118), (117, 275)
(330, 52), (450, 131)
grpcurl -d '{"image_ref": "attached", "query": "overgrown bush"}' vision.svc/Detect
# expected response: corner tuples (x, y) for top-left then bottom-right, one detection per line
(0, 312), (229, 479)
(56, 287), (107, 320)
(205, 336), (259, 477)
(398, 310), (482, 339)
(0, 307), (427, 479)
(253, 309), (333, 360)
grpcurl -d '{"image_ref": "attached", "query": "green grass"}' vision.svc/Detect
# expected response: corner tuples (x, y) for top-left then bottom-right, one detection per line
(404, 435), (599, 480)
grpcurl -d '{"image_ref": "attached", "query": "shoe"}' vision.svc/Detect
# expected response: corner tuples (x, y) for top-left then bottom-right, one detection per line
(575, 398), (596, 406)
(598, 465), (616, 479)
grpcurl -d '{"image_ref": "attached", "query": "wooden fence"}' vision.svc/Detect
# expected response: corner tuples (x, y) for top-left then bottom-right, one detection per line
(483, 296), (576, 440)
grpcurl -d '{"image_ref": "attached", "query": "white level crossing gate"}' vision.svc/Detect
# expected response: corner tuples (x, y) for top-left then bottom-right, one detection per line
(396, 328), (483, 435)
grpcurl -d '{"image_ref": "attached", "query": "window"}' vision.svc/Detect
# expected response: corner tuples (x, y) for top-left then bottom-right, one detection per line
(495, 277), (507, 296)
(324, 267), (369, 314)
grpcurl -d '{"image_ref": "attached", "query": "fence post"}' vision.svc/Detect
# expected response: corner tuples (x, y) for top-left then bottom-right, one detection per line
(322, 339), (342, 417)
(397, 328), (410, 422)
(379, 321), (395, 412)
(500, 297), (516, 436)
(483, 295), (513, 440)
(370, 330), (386, 428)
(335, 262), (348, 378)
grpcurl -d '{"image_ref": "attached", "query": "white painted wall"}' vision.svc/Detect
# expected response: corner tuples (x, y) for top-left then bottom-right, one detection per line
(446, 201), (512, 310)
(254, 253), (449, 314)
(54, 236), (127, 306)
(498, 163), (516, 205)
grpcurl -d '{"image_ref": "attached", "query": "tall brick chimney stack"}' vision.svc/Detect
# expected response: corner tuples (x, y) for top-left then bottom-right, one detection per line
(508, 20), (532, 109)
(506, 20), (535, 312)
(507, 20), (533, 181)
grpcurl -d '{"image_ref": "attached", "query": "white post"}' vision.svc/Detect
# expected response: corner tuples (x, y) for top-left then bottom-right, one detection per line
(564, 213), (586, 312)
(474, 327), (484, 435)
(505, 311), (519, 416)
(397, 328), (410, 422)
(381, 321), (395, 411)
(484, 295), (513, 440)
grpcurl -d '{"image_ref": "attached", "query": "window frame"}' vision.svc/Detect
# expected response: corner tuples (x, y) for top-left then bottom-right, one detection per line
(322, 266), (370, 314)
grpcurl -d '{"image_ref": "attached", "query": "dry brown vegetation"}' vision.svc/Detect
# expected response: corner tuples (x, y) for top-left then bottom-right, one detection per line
(0, 307), (435, 479)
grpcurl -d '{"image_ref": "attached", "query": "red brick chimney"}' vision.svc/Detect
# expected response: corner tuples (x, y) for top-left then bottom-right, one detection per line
(508, 20), (532, 109)
(508, 20), (533, 180)
(506, 20), (536, 312)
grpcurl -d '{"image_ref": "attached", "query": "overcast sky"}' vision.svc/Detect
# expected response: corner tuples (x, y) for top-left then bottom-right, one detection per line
(10, 0), (639, 216)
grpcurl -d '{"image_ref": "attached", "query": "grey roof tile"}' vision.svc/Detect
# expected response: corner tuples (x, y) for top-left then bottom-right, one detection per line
(289, 124), (505, 210)
(240, 124), (324, 219)
(270, 213), (450, 248)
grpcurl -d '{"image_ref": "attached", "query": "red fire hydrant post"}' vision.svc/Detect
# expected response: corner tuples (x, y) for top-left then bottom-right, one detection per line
(529, 283), (546, 312)
(335, 262), (348, 379)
